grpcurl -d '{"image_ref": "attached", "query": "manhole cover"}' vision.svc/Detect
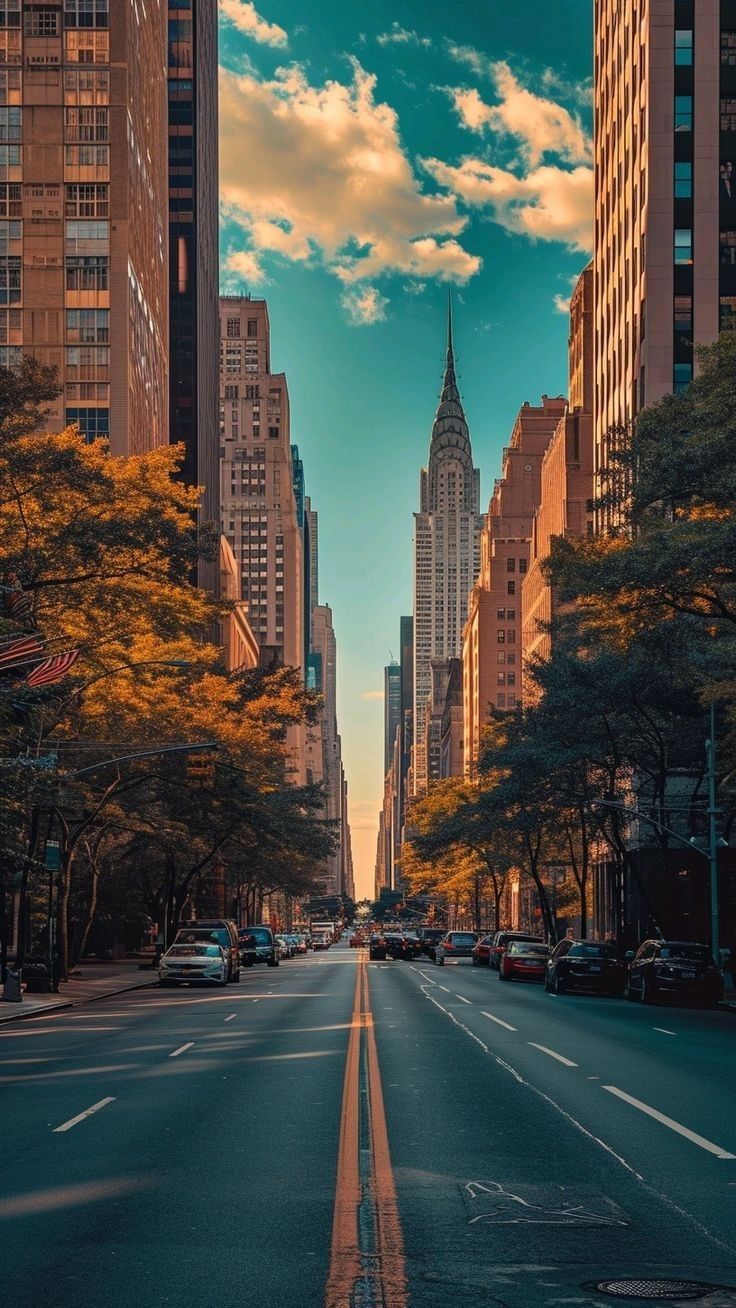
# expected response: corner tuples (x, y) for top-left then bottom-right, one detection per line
(583, 1280), (735, 1302)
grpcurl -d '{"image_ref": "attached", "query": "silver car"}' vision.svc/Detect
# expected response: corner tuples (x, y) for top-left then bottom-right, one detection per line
(434, 931), (479, 965)
(159, 943), (228, 987)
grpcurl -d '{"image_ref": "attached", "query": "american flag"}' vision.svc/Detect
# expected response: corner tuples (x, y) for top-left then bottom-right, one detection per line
(26, 649), (79, 688)
(0, 634), (44, 672)
(3, 575), (34, 624)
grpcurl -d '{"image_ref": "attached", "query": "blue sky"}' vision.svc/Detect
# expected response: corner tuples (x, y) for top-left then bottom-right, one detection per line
(217, 0), (594, 897)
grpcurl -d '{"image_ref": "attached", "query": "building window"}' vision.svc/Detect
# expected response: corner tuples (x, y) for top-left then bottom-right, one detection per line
(65, 255), (108, 291)
(65, 107), (109, 143)
(0, 253), (20, 303)
(66, 308), (108, 343)
(247, 318), (258, 337)
(507, 630), (516, 645)
(506, 557), (515, 573)
(720, 296), (736, 330)
(497, 630), (505, 644)
(674, 30), (693, 65)
(224, 384), (238, 399)
(64, 0), (109, 27)
(0, 343), (20, 368)
(496, 608), (505, 621)
(63, 69), (109, 106)
(674, 161), (692, 199)
(519, 557), (527, 575)
(25, 6), (59, 35)
(674, 228), (692, 264)
(65, 406), (109, 439)
(65, 184), (108, 219)
(497, 651), (506, 665)
(722, 31), (736, 66)
(675, 95), (693, 131)
(674, 363), (692, 393)
(65, 30), (109, 62)
(0, 107), (20, 142)
(0, 1), (20, 27)
(497, 672), (506, 686)
(507, 673), (516, 687)
(507, 609), (515, 621)
(720, 230), (736, 265)
(497, 693), (506, 708)
(674, 295), (693, 335)
(65, 345), (109, 381)
(507, 580), (515, 596)
(226, 316), (240, 338)
(0, 181), (20, 217)
(723, 100), (736, 132)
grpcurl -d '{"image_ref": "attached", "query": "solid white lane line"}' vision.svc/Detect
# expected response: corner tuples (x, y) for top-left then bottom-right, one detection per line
(224, 1014), (237, 1022)
(480, 1010), (517, 1032)
(169, 1042), (194, 1058)
(53, 1097), (115, 1133)
(602, 1085), (736, 1160)
(437, 985), (451, 993)
(653, 1027), (676, 1036)
(528, 1042), (578, 1068)
(455, 994), (472, 1004)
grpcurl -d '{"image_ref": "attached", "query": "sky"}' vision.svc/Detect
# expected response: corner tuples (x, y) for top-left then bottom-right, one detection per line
(217, 0), (594, 899)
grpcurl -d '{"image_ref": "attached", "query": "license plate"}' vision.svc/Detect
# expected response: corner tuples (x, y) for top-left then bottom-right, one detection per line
(589, 964), (601, 972)
(682, 970), (696, 979)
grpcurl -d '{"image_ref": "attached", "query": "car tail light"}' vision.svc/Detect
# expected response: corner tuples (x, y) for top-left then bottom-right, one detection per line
(444, 941), (454, 949)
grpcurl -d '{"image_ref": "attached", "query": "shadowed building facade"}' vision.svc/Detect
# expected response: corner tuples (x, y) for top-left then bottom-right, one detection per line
(412, 304), (482, 795)
(6, 0), (169, 452)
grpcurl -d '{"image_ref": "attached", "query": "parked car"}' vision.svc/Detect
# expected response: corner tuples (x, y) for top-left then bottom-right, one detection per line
(369, 933), (387, 961)
(545, 939), (626, 996)
(489, 931), (543, 972)
(500, 940), (550, 983)
(312, 931), (331, 951)
(434, 931), (479, 965)
(627, 940), (724, 1007)
(159, 943), (228, 987)
(418, 928), (446, 959)
(239, 925), (279, 968)
(471, 935), (496, 966)
(275, 935), (293, 959)
(175, 919), (241, 982)
(294, 935), (309, 954)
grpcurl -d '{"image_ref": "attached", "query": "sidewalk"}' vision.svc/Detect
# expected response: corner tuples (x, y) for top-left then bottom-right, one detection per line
(0, 959), (157, 1024)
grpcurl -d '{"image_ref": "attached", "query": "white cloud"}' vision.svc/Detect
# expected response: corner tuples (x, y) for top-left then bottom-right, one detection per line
(219, 59), (482, 319)
(219, 0), (287, 47)
(423, 156), (593, 252)
(342, 287), (389, 326)
(553, 293), (572, 314)
(446, 41), (488, 78)
(377, 22), (431, 48)
(540, 67), (594, 110)
(225, 248), (268, 284)
(448, 61), (591, 167)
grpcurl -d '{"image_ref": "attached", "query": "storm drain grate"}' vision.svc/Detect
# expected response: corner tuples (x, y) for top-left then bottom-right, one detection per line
(584, 1280), (733, 1302)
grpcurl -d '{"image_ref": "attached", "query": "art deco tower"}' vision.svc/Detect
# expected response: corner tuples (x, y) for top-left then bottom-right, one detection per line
(412, 302), (482, 795)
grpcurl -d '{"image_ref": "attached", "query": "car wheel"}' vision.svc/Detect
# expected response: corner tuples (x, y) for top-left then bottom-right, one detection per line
(641, 976), (653, 1004)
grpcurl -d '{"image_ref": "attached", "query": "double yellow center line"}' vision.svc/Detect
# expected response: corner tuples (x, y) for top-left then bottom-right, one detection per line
(325, 956), (407, 1307)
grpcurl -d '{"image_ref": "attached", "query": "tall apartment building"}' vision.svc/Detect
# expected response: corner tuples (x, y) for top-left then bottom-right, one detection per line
(168, 0), (219, 592)
(463, 396), (565, 776)
(219, 296), (303, 671)
(413, 304), (482, 795)
(2, 0), (169, 452)
(593, 0), (728, 525)
(521, 264), (594, 691)
(384, 660), (401, 774)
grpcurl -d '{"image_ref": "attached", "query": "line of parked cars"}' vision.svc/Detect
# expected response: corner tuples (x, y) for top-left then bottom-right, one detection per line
(364, 923), (725, 1008)
(158, 919), (312, 986)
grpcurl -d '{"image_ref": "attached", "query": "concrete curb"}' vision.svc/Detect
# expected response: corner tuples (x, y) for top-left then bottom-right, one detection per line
(0, 976), (157, 1025)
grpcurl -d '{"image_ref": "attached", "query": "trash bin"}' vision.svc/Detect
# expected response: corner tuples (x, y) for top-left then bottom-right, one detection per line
(2, 968), (22, 1003)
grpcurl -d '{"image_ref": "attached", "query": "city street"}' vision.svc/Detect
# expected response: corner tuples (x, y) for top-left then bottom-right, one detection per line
(1, 943), (736, 1307)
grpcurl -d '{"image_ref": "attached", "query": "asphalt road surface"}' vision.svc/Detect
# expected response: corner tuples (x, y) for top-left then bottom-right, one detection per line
(2, 943), (736, 1307)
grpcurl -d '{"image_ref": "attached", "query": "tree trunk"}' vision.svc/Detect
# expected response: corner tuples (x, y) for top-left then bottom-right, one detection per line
(57, 848), (76, 981)
(473, 873), (481, 933)
(75, 857), (99, 965)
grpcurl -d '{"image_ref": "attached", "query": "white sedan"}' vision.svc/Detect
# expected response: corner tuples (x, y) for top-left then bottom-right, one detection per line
(159, 943), (228, 987)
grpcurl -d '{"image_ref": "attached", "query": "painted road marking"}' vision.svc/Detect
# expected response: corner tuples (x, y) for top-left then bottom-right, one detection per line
(653, 1027), (676, 1036)
(456, 994), (472, 1005)
(480, 1010), (517, 1032)
(169, 1042), (194, 1058)
(224, 1014), (237, 1022)
(437, 985), (451, 993)
(529, 1042), (578, 1068)
(53, 1097), (115, 1133)
(602, 1085), (736, 1160)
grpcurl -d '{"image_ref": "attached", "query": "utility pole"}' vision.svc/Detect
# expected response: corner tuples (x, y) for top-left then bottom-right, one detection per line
(706, 702), (720, 962)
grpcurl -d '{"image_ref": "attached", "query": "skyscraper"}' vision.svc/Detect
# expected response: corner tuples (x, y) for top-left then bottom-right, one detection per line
(168, 0), (219, 593)
(412, 302), (482, 795)
(6, 0), (169, 453)
(594, 0), (723, 527)
(384, 660), (401, 774)
(219, 296), (303, 672)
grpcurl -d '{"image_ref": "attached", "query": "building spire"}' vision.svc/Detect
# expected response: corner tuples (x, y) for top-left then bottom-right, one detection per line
(447, 289), (453, 361)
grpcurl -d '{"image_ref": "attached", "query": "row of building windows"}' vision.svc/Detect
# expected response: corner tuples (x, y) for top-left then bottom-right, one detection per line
(0, 1), (109, 29)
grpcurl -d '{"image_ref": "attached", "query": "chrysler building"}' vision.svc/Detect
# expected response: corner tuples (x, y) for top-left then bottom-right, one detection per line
(412, 302), (482, 794)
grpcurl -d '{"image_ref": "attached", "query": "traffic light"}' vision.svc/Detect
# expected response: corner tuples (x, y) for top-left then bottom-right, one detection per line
(186, 751), (216, 788)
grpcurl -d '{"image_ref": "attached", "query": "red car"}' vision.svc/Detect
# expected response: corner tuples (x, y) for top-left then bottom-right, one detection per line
(471, 935), (495, 966)
(490, 931), (544, 971)
(500, 940), (550, 982)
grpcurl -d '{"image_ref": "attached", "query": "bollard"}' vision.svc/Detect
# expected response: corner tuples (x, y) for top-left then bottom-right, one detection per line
(2, 968), (22, 1003)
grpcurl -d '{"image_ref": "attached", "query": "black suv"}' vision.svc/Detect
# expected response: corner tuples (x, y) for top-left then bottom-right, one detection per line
(627, 940), (723, 1007)
(239, 924), (279, 968)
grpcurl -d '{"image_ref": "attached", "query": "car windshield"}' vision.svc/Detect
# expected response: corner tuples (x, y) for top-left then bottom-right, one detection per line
(659, 945), (711, 961)
(508, 943), (549, 956)
(167, 944), (219, 958)
(568, 943), (617, 958)
(176, 929), (227, 946)
(243, 928), (272, 945)
(449, 933), (477, 943)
